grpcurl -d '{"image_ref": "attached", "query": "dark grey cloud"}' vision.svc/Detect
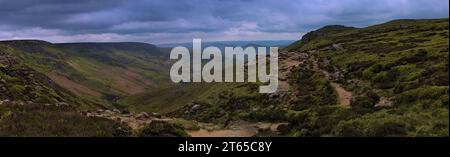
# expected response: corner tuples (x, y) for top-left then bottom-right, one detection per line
(0, 0), (448, 44)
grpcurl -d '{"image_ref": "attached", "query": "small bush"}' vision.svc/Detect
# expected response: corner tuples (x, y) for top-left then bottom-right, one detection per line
(136, 121), (189, 137)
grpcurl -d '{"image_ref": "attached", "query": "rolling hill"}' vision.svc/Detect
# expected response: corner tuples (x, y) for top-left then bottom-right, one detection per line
(0, 40), (171, 106)
(280, 18), (449, 136)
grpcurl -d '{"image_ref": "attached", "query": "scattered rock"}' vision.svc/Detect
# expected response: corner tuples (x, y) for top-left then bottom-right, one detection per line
(136, 112), (150, 119)
(2, 99), (10, 104)
(399, 24), (408, 29)
(191, 104), (202, 111)
(332, 43), (343, 51)
(113, 109), (121, 113)
(55, 102), (69, 107)
(331, 71), (345, 83)
(151, 112), (161, 118)
(375, 97), (394, 108)
(298, 53), (309, 60)
(104, 110), (114, 115)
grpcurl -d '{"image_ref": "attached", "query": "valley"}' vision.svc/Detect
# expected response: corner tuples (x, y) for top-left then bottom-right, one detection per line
(0, 18), (448, 137)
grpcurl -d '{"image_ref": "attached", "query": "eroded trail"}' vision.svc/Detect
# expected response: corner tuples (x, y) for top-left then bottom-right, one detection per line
(312, 55), (353, 106)
(82, 109), (284, 137)
(282, 51), (353, 106)
(81, 51), (352, 136)
(81, 110), (171, 130)
(188, 122), (286, 137)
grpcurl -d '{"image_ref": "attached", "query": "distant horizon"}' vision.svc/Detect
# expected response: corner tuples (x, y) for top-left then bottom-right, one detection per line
(2, 17), (448, 46)
(1, 0), (448, 44)
(0, 38), (295, 45)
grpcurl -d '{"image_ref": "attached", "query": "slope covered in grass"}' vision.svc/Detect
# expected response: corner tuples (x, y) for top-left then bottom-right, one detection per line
(282, 18), (448, 136)
(0, 40), (171, 106)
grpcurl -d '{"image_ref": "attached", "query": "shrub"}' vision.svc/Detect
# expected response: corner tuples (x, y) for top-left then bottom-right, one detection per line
(333, 111), (410, 137)
(0, 104), (128, 137)
(10, 85), (26, 95)
(351, 91), (379, 109)
(136, 121), (189, 137)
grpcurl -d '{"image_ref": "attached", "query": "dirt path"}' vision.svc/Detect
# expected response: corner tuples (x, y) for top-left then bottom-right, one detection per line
(83, 109), (285, 137)
(280, 52), (353, 106)
(311, 56), (352, 106)
(329, 82), (352, 106)
(82, 110), (170, 130)
(188, 122), (286, 137)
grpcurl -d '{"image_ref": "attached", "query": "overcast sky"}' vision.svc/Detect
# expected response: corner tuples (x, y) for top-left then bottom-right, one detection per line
(0, 0), (448, 44)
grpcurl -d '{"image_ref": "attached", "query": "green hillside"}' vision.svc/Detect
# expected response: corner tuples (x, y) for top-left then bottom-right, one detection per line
(282, 18), (449, 136)
(118, 19), (449, 137)
(0, 40), (171, 106)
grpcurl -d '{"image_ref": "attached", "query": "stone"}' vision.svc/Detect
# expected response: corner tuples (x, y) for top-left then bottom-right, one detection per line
(136, 112), (150, 119)
(399, 24), (408, 29)
(331, 43), (343, 51)
(374, 97), (394, 108)
(56, 102), (69, 107)
(104, 110), (114, 114)
(298, 53), (309, 60)
(113, 109), (121, 113)
(191, 104), (201, 111)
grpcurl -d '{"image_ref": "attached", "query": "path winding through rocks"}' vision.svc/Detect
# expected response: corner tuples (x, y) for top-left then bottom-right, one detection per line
(281, 51), (353, 106)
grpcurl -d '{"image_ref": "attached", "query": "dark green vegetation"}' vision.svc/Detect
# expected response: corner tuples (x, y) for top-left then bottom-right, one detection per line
(0, 53), (82, 105)
(136, 121), (189, 137)
(0, 41), (170, 136)
(1, 40), (170, 107)
(166, 83), (287, 124)
(0, 102), (131, 137)
(283, 18), (449, 136)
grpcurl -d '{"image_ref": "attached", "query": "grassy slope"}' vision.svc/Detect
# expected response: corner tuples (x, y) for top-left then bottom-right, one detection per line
(0, 103), (131, 137)
(283, 18), (449, 136)
(1, 42), (133, 136)
(0, 40), (171, 107)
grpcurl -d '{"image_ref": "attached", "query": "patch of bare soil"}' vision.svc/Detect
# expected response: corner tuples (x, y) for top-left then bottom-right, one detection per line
(279, 52), (353, 106)
(311, 56), (353, 106)
(330, 82), (352, 106)
(47, 72), (101, 97)
(110, 67), (148, 94)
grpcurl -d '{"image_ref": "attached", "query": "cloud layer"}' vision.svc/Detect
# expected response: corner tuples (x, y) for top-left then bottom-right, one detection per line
(0, 0), (448, 44)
